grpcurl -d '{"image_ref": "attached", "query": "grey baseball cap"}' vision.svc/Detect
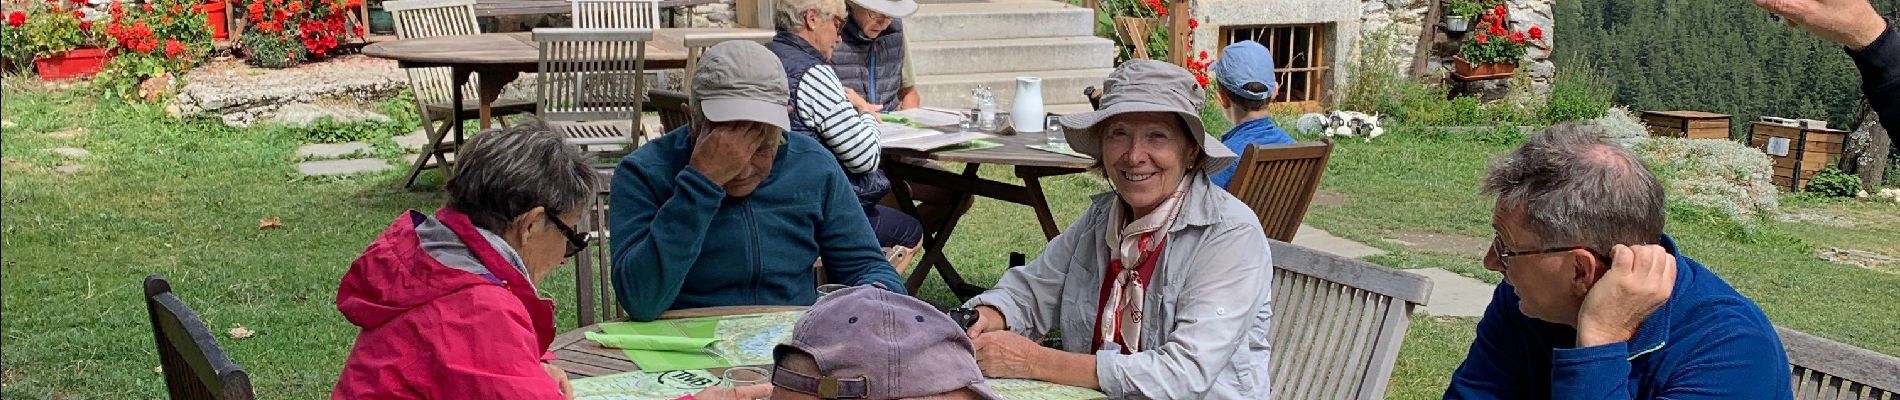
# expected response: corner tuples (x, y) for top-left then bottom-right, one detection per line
(1058, 60), (1238, 173)
(692, 41), (792, 132)
(849, 0), (918, 18)
(773, 286), (1003, 400)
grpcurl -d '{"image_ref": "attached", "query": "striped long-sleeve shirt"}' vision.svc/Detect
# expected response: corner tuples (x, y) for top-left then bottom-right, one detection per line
(794, 65), (882, 174)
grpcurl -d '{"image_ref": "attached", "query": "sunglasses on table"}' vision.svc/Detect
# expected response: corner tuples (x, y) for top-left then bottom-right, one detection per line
(547, 215), (589, 258)
(1490, 236), (1611, 271)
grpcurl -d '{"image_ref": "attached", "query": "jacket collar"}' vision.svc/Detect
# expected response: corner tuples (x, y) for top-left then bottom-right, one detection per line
(1088, 175), (1227, 233)
(431, 207), (559, 350)
(773, 31), (826, 61)
(1624, 233), (1687, 361)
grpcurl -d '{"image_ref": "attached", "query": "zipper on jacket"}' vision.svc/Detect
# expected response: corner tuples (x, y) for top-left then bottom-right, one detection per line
(867, 43), (879, 105)
(745, 200), (761, 304)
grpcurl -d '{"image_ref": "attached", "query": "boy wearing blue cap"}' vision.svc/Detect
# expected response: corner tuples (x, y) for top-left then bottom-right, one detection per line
(1207, 40), (1297, 188)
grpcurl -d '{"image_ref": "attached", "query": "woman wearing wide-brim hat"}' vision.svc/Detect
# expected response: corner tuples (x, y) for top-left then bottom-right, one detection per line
(961, 60), (1276, 399)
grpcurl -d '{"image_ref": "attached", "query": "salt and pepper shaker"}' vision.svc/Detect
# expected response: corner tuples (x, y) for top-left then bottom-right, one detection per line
(973, 86), (998, 133)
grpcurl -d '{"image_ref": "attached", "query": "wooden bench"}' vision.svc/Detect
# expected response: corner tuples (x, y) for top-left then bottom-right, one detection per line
(1780, 326), (1900, 399)
(1268, 240), (1433, 399)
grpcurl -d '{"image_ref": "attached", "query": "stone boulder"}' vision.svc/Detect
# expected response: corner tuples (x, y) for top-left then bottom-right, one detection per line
(172, 56), (407, 127)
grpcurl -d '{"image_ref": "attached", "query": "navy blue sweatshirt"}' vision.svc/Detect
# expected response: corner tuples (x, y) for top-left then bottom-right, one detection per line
(1854, 19), (1900, 144)
(1444, 235), (1792, 400)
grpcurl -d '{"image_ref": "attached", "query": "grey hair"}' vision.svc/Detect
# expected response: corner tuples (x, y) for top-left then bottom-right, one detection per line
(774, 0), (844, 32)
(1481, 122), (1666, 255)
(444, 118), (599, 233)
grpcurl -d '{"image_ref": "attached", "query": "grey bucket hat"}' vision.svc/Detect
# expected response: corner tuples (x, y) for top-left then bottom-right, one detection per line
(848, 0), (918, 18)
(772, 286), (1003, 399)
(693, 41), (792, 132)
(1058, 60), (1238, 173)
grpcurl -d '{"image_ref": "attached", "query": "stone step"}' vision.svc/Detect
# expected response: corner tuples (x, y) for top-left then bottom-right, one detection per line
(297, 142), (374, 160)
(915, 68), (1112, 112)
(907, 1), (1096, 42)
(299, 158), (394, 177)
(909, 36), (1116, 76)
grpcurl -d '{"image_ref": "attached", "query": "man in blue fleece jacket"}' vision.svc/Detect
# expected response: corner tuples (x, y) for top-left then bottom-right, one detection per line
(1445, 123), (1791, 400)
(609, 41), (905, 322)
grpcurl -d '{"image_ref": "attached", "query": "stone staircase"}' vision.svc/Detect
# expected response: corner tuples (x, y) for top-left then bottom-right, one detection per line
(905, 0), (1115, 114)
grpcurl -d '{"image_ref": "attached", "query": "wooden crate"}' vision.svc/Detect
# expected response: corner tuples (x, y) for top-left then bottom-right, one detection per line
(1643, 110), (1732, 140)
(1749, 122), (1847, 191)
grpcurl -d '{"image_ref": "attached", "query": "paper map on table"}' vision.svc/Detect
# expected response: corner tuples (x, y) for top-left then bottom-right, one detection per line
(985, 379), (1107, 400)
(597, 311), (803, 372)
(571, 369), (719, 400)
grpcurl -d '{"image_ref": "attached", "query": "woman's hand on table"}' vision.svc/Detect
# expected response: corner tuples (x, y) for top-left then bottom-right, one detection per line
(541, 363), (574, 399)
(965, 305), (1007, 338)
(686, 384), (773, 400)
(971, 330), (1045, 379)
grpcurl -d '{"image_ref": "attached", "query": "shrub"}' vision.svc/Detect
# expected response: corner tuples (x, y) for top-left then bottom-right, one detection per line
(1805, 167), (1862, 198)
(1540, 61), (1614, 124)
(241, 29), (306, 68)
(1634, 136), (1779, 226)
(1583, 106), (1648, 148)
(93, 0), (214, 100)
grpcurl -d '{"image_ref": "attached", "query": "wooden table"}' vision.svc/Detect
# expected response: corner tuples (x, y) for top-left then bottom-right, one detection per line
(359, 28), (768, 153)
(548, 305), (806, 379)
(883, 132), (1094, 301)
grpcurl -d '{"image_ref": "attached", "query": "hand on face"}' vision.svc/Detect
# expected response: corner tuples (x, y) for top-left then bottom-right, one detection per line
(1575, 244), (1677, 347)
(690, 121), (776, 189)
(1753, 0), (1887, 49)
(971, 330), (1042, 379)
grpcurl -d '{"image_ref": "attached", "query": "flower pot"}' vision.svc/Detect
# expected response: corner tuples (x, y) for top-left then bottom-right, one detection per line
(368, 5), (393, 34)
(1451, 55), (1515, 81)
(34, 47), (113, 80)
(1444, 15), (1469, 33)
(1114, 16), (1159, 59)
(203, 1), (229, 40)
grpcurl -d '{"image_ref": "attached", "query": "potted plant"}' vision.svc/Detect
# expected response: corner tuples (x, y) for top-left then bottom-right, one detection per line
(20, 0), (114, 80)
(1445, 0), (1486, 33)
(1100, 0), (1169, 60)
(90, 0), (215, 98)
(1453, 5), (1542, 81)
(3, 11), (31, 73)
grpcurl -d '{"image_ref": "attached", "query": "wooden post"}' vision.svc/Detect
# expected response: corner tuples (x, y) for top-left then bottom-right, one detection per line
(1167, 0), (1188, 66)
(1411, 0), (1441, 79)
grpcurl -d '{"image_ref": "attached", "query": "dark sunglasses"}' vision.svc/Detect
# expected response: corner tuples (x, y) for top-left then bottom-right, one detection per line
(1491, 236), (1609, 271)
(547, 215), (589, 258)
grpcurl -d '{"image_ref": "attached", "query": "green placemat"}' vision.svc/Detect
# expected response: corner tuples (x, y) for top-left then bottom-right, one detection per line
(596, 311), (803, 372)
(1027, 144), (1092, 159)
(935, 139), (1003, 153)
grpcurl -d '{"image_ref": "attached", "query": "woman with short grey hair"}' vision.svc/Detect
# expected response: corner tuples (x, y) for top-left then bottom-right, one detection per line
(764, 0), (923, 250)
(334, 119), (598, 399)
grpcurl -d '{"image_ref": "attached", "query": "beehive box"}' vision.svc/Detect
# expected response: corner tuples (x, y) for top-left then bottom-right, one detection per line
(1748, 122), (1847, 190)
(1642, 110), (1732, 140)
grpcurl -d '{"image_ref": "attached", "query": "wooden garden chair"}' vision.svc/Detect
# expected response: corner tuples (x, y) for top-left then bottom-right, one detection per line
(1267, 240), (1432, 400)
(574, 169), (623, 327)
(144, 274), (256, 400)
(1779, 326), (1900, 399)
(533, 28), (654, 158)
(570, 0), (664, 29)
(679, 31), (775, 103)
(386, 0), (536, 188)
(1226, 139), (1335, 242)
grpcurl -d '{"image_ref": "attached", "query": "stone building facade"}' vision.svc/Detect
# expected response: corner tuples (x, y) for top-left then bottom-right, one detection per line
(1189, 0), (1555, 107)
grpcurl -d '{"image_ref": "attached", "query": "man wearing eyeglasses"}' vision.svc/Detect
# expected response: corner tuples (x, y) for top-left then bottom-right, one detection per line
(1444, 123), (1792, 399)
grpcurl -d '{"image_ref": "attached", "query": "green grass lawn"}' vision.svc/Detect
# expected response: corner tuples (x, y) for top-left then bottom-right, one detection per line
(4, 81), (1896, 399)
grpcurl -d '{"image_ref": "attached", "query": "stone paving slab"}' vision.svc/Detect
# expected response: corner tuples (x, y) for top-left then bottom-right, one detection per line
(296, 142), (373, 159)
(299, 159), (393, 177)
(395, 129), (432, 152)
(1403, 267), (1496, 317)
(50, 147), (90, 158)
(53, 165), (85, 175)
(1291, 225), (1387, 259)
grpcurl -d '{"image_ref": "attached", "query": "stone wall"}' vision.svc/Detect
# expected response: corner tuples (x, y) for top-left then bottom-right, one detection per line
(1190, 0), (1554, 105)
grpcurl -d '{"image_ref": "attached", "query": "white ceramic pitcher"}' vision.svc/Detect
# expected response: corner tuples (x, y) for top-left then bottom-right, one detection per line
(1011, 76), (1046, 133)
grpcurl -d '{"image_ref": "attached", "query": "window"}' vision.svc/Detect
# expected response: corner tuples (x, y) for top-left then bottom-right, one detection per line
(1221, 24), (1331, 112)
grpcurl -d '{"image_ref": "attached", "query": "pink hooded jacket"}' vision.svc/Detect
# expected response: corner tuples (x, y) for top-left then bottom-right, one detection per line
(332, 208), (563, 399)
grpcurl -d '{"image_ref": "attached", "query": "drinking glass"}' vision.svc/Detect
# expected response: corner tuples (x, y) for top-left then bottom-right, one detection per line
(1044, 116), (1068, 149)
(721, 366), (769, 389)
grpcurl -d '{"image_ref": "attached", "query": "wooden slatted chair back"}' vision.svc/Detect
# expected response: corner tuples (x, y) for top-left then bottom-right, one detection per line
(1267, 241), (1431, 400)
(571, 0), (663, 28)
(385, 0), (482, 126)
(648, 89), (691, 135)
(679, 31), (775, 103)
(144, 274), (256, 400)
(534, 28), (652, 127)
(1226, 139), (1334, 242)
(1780, 326), (1900, 400)
(573, 170), (623, 326)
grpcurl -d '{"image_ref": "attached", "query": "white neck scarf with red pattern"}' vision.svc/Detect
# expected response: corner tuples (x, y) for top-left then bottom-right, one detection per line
(1097, 179), (1191, 353)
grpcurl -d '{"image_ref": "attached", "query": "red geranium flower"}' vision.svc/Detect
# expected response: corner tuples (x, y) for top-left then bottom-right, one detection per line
(5, 11), (24, 27)
(1187, 18), (1198, 29)
(169, 4), (183, 14)
(1155, 4), (1166, 15)
(165, 39), (184, 56)
(1199, 50), (1208, 60)
(144, 3), (155, 11)
(1510, 32), (1525, 44)
(79, 20), (91, 29)
(1528, 26), (1543, 40)
(1195, 73), (1209, 87)
(1477, 34), (1488, 44)
(1493, 5), (1506, 16)
(161, 16), (172, 24)
(71, 9), (83, 19)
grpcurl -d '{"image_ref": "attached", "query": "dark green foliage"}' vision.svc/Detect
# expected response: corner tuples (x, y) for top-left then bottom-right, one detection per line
(1807, 166), (1863, 197)
(1540, 61), (1615, 123)
(1556, 0), (1875, 138)
(240, 29), (305, 69)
